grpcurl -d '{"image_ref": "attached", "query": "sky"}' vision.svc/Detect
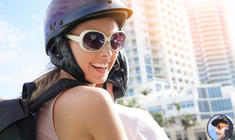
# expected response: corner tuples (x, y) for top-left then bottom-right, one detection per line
(0, 0), (235, 99)
(0, 0), (51, 99)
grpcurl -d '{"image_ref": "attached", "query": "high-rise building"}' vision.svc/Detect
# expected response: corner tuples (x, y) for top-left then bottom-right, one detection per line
(184, 0), (235, 86)
(122, 0), (198, 96)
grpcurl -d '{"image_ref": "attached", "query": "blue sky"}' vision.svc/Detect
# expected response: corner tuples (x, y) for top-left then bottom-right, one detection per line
(0, 0), (235, 99)
(0, 0), (51, 99)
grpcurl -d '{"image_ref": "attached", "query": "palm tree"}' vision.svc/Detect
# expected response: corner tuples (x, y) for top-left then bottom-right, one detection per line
(151, 112), (168, 127)
(141, 88), (152, 96)
(116, 97), (142, 109)
(181, 114), (196, 130)
(172, 102), (196, 140)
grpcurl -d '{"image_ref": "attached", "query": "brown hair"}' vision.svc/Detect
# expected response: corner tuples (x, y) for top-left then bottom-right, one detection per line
(30, 67), (61, 102)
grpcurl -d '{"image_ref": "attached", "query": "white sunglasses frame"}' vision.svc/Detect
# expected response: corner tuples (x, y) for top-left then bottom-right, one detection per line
(65, 30), (126, 52)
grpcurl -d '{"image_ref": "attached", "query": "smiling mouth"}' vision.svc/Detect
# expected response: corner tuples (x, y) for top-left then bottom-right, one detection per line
(91, 63), (109, 72)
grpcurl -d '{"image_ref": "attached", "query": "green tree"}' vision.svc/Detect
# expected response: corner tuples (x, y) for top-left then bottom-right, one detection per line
(116, 97), (142, 109)
(151, 112), (168, 127)
(173, 102), (197, 140)
(141, 88), (152, 96)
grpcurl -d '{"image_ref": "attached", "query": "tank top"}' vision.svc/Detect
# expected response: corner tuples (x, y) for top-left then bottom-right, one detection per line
(36, 96), (59, 140)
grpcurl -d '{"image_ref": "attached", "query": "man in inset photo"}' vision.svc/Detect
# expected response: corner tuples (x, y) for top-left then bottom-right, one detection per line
(212, 116), (229, 140)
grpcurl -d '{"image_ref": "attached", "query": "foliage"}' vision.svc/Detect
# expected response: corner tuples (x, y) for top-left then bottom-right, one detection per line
(141, 88), (152, 96)
(151, 112), (168, 127)
(116, 97), (142, 109)
(181, 114), (196, 130)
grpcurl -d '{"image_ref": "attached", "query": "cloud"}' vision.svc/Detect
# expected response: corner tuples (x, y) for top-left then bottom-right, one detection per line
(0, 20), (26, 49)
(0, 19), (49, 99)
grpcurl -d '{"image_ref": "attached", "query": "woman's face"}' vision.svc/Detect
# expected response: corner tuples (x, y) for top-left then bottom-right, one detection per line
(68, 17), (119, 84)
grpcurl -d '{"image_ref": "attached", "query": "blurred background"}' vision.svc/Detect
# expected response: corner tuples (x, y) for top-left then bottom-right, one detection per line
(0, 0), (235, 139)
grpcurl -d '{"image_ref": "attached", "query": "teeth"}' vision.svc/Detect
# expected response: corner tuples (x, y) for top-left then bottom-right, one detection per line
(92, 63), (108, 68)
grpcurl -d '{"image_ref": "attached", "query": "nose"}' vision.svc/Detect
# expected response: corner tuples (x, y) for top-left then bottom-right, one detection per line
(100, 42), (112, 57)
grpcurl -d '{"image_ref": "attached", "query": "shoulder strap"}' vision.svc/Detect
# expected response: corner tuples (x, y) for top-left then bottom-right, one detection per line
(30, 78), (85, 112)
(22, 82), (36, 100)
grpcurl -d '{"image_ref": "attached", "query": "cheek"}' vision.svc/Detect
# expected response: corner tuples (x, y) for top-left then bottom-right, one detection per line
(70, 44), (93, 72)
(110, 52), (118, 69)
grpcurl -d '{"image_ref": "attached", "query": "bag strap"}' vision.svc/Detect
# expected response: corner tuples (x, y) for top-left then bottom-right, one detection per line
(22, 82), (36, 100)
(29, 78), (85, 112)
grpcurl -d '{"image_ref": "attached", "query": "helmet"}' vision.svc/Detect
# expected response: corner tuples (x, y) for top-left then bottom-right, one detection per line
(105, 51), (128, 99)
(44, 0), (132, 83)
(212, 115), (229, 127)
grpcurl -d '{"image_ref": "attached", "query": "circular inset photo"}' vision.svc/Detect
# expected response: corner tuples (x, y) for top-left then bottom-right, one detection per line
(207, 114), (233, 140)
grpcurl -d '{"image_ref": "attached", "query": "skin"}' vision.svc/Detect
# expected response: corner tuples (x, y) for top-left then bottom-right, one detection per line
(68, 17), (118, 84)
(215, 123), (227, 140)
(54, 18), (127, 140)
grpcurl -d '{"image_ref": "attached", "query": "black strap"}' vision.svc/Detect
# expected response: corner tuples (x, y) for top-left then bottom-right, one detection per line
(30, 78), (85, 112)
(22, 82), (36, 100)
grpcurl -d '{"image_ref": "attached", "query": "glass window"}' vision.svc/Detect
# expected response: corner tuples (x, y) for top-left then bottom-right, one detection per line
(167, 104), (173, 110)
(137, 76), (142, 84)
(208, 87), (222, 98)
(211, 99), (233, 111)
(155, 83), (162, 91)
(136, 67), (140, 74)
(145, 56), (151, 64)
(198, 101), (210, 112)
(129, 78), (133, 86)
(134, 57), (139, 64)
(200, 114), (211, 120)
(147, 75), (153, 81)
(164, 84), (170, 89)
(198, 88), (207, 98)
(128, 89), (134, 96)
(133, 48), (138, 55)
(146, 66), (152, 74)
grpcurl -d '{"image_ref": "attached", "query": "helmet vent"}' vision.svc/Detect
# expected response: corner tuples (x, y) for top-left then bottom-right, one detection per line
(107, 0), (112, 4)
(59, 20), (63, 26)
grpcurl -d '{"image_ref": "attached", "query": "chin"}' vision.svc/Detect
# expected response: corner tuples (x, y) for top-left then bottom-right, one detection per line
(88, 76), (107, 84)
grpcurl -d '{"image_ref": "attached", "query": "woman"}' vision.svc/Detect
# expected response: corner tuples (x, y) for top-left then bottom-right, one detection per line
(33, 0), (132, 139)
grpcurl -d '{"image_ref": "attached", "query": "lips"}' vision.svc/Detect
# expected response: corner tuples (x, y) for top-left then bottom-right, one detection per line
(91, 63), (109, 73)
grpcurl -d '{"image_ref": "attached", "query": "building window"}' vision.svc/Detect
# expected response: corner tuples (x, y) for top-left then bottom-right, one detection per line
(146, 66), (152, 74)
(208, 87), (222, 98)
(167, 104), (173, 110)
(137, 76), (142, 84)
(128, 89), (134, 96)
(211, 99), (233, 111)
(134, 57), (139, 64)
(200, 114), (211, 120)
(198, 88), (207, 98)
(147, 75), (153, 81)
(129, 78), (133, 86)
(165, 84), (170, 89)
(198, 101), (210, 112)
(145, 56), (151, 64)
(133, 48), (138, 55)
(155, 83), (162, 91)
(136, 67), (140, 74)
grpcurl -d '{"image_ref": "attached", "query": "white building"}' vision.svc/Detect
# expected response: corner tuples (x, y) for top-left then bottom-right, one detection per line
(139, 84), (235, 140)
(122, 0), (198, 96)
(141, 84), (235, 120)
(184, 0), (235, 86)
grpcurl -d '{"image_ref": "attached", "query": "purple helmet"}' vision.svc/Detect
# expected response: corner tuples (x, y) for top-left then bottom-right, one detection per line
(44, 0), (133, 83)
(44, 0), (132, 53)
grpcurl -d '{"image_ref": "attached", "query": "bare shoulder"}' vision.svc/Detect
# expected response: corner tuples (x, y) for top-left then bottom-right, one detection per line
(55, 86), (113, 108)
(53, 86), (118, 139)
(54, 85), (114, 119)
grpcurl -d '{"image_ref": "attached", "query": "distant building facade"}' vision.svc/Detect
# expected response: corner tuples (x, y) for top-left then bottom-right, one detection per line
(121, 0), (198, 96)
(184, 0), (235, 86)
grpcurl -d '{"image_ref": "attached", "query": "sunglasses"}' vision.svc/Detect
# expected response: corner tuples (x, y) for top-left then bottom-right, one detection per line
(65, 30), (126, 52)
(216, 123), (228, 130)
